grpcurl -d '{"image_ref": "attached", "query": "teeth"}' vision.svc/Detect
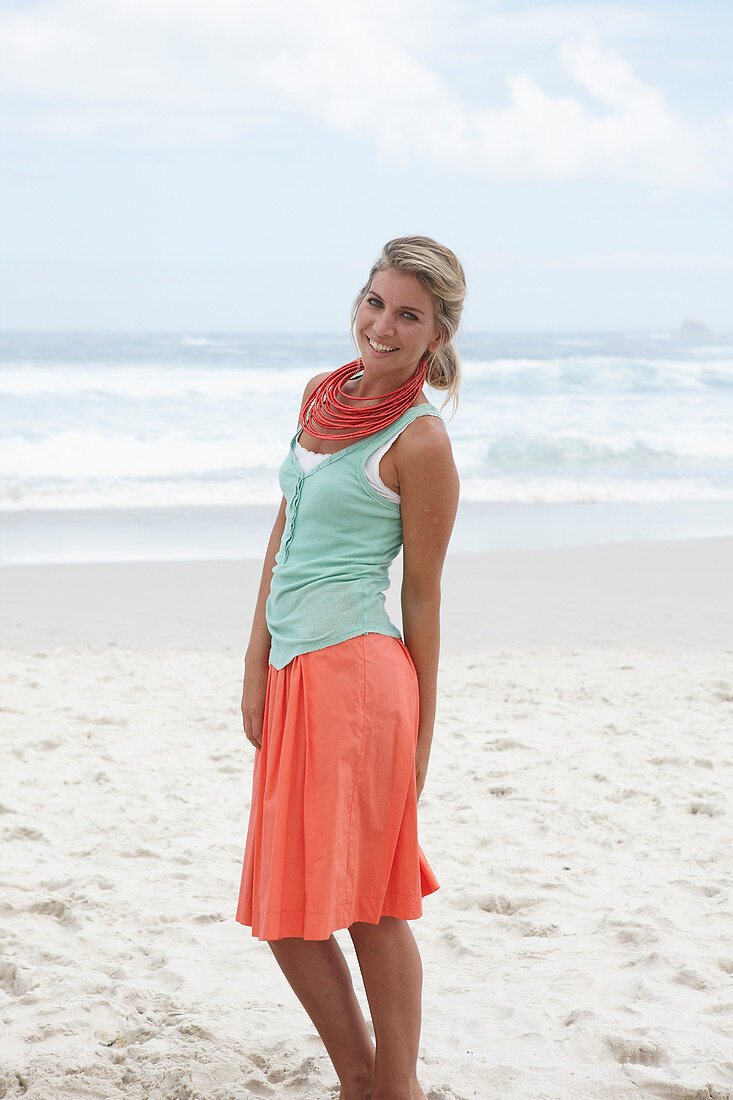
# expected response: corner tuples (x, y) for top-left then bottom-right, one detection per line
(368, 336), (398, 353)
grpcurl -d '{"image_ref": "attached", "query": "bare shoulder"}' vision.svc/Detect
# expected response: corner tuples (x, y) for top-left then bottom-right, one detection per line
(300, 370), (331, 407)
(394, 411), (454, 467)
(398, 410), (459, 569)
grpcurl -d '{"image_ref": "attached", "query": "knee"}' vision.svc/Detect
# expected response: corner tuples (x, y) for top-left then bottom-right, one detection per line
(348, 915), (407, 941)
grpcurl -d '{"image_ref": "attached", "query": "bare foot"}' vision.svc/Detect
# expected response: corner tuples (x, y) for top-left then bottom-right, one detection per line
(371, 1082), (425, 1100)
(338, 1074), (372, 1100)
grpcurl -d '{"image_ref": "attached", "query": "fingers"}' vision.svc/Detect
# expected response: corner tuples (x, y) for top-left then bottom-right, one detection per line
(242, 707), (263, 750)
(245, 726), (262, 750)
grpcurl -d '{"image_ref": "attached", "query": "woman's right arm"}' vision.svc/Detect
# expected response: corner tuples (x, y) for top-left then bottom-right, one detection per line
(240, 370), (330, 750)
(241, 495), (287, 750)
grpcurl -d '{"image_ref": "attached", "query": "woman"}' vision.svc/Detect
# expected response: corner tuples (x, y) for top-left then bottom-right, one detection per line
(236, 235), (465, 1100)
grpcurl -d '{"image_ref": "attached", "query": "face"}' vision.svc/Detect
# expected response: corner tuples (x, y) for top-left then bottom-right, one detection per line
(354, 267), (441, 379)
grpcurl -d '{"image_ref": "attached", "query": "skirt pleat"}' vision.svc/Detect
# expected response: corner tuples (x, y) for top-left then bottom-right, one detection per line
(235, 632), (440, 940)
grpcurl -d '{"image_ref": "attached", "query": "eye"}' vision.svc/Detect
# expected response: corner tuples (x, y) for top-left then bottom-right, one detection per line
(366, 297), (418, 322)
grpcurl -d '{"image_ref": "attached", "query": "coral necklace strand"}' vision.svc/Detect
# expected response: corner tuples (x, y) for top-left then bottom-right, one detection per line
(299, 355), (429, 441)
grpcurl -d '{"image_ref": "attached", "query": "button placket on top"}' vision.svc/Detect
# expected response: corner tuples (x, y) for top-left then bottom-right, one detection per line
(281, 472), (306, 562)
(280, 437), (367, 563)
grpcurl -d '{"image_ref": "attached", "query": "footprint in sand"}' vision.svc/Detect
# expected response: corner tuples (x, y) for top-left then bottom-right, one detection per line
(688, 801), (721, 816)
(478, 894), (535, 916)
(484, 737), (531, 752)
(673, 966), (709, 990)
(605, 1034), (665, 1066)
(26, 898), (76, 925)
(0, 959), (33, 995)
(7, 825), (46, 842)
(643, 1083), (731, 1099)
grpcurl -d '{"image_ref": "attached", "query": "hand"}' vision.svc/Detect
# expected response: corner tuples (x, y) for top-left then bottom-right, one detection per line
(414, 738), (432, 804)
(241, 655), (269, 750)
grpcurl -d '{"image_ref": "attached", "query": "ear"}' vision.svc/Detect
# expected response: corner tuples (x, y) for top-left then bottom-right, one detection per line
(426, 329), (442, 355)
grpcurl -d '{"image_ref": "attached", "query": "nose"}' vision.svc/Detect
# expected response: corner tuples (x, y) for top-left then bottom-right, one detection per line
(373, 315), (396, 338)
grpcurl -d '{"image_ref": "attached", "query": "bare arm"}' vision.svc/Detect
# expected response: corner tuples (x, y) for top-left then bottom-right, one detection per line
(395, 417), (459, 800)
(240, 370), (331, 750)
(241, 497), (287, 749)
(245, 496), (287, 664)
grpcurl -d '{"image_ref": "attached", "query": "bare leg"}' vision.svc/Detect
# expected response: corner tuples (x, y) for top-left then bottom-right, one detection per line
(348, 916), (427, 1100)
(267, 935), (375, 1098)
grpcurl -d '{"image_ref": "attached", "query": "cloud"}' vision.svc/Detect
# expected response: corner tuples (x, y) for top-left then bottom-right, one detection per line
(0, 0), (729, 187)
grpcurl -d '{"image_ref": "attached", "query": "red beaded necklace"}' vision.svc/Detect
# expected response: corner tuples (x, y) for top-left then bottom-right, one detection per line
(299, 355), (429, 441)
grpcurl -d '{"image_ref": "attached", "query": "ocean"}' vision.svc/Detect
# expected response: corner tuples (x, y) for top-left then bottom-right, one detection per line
(2, 329), (732, 565)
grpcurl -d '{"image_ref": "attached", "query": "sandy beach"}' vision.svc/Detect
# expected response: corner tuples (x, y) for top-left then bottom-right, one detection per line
(1, 539), (732, 1099)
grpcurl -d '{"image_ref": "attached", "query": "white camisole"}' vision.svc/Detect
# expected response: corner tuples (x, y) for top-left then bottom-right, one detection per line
(294, 424), (410, 503)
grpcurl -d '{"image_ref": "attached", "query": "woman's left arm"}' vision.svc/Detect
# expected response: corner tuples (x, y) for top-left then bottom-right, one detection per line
(396, 416), (460, 802)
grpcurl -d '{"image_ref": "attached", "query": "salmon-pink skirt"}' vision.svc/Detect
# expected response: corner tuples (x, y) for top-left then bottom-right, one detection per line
(235, 632), (440, 940)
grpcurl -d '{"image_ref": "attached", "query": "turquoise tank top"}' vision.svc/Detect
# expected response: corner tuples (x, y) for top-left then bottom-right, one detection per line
(265, 402), (443, 669)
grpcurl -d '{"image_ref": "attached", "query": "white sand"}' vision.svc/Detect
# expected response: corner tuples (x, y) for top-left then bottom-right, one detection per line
(2, 538), (731, 652)
(1, 540), (732, 1099)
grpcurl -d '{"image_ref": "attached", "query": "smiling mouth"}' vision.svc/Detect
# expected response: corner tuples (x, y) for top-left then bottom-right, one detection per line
(367, 335), (399, 353)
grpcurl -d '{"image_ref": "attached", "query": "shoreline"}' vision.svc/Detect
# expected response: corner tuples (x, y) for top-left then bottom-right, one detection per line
(2, 498), (733, 566)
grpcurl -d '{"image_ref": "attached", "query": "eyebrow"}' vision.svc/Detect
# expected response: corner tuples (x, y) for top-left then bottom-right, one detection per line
(368, 292), (425, 316)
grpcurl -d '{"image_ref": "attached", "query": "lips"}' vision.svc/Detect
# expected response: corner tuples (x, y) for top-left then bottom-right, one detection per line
(367, 335), (399, 353)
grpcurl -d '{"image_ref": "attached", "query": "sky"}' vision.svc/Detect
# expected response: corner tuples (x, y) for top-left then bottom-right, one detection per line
(0, 0), (731, 332)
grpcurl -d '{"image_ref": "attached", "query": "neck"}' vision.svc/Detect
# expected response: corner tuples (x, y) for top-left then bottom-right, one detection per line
(349, 359), (422, 401)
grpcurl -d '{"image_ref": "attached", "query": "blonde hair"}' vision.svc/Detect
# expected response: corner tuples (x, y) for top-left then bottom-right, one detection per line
(350, 235), (466, 417)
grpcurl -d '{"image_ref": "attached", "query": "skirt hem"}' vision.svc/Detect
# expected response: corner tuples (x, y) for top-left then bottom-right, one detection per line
(236, 881), (440, 941)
